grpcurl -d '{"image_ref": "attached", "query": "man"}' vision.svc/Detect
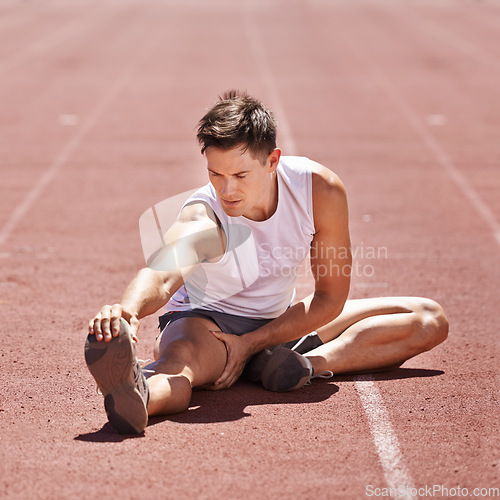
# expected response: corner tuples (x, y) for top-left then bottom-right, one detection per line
(85, 90), (448, 434)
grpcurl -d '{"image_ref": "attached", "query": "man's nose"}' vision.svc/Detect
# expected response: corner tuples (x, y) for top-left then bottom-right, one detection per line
(221, 177), (237, 196)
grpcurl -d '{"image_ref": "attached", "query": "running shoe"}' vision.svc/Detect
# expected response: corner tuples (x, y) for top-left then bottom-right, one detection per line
(244, 332), (325, 384)
(244, 348), (274, 382)
(84, 318), (150, 434)
(261, 347), (333, 392)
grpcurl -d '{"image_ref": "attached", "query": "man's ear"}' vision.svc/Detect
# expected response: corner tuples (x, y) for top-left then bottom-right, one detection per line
(267, 148), (281, 173)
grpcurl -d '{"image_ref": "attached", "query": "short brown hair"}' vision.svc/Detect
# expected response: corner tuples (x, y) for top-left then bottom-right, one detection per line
(197, 90), (277, 162)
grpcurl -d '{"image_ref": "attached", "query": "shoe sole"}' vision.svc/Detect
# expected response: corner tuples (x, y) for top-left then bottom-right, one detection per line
(261, 347), (313, 392)
(84, 319), (148, 434)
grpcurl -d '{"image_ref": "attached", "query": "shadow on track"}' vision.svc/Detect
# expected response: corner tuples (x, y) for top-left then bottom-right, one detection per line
(333, 367), (445, 382)
(74, 368), (441, 441)
(74, 422), (146, 442)
(153, 379), (339, 426)
(75, 378), (339, 441)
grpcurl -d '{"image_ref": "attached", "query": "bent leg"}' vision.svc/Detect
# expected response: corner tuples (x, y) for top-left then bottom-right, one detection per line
(306, 297), (448, 375)
(143, 317), (227, 416)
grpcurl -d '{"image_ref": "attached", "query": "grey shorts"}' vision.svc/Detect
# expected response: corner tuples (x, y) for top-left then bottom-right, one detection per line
(158, 309), (324, 354)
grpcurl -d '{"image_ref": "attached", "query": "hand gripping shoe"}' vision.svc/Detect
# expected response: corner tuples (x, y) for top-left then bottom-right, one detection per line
(84, 318), (150, 434)
(261, 347), (333, 392)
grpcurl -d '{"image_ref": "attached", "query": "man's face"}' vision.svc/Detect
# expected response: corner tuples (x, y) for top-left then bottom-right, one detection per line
(205, 146), (280, 220)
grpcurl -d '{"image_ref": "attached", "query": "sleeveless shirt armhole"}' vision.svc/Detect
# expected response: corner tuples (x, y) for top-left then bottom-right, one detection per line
(306, 158), (316, 233)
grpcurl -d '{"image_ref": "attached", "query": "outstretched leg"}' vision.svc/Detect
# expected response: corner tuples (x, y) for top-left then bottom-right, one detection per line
(143, 316), (227, 416)
(305, 296), (448, 375)
(85, 316), (227, 433)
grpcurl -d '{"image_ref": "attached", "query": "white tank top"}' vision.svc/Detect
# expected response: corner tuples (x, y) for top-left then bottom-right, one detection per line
(167, 156), (315, 319)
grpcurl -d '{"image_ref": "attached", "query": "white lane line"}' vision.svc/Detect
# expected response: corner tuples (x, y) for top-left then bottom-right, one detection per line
(386, 0), (500, 71)
(355, 375), (417, 500)
(0, 5), (110, 76)
(375, 65), (500, 247)
(243, 10), (297, 156)
(342, 33), (500, 247)
(0, 30), (164, 247)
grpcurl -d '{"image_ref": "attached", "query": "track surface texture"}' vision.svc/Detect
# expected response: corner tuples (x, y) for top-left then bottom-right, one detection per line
(0, 1), (498, 499)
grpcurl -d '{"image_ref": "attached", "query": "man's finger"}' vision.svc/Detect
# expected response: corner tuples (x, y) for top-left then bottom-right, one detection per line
(97, 306), (110, 338)
(209, 366), (239, 390)
(210, 329), (225, 340)
(110, 304), (123, 337)
(92, 315), (103, 341)
(214, 362), (242, 389)
(213, 366), (230, 387)
(129, 315), (140, 331)
(210, 378), (231, 391)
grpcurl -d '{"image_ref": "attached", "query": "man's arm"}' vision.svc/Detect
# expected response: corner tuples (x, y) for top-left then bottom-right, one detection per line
(250, 161), (352, 345)
(89, 202), (224, 342)
(88, 268), (183, 343)
(211, 162), (351, 388)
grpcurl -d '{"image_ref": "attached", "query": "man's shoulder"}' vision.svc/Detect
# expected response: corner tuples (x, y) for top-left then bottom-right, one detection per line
(308, 160), (350, 253)
(280, 156), (345, 192)
(164, 200), (224, 263)
(179, 199), (213, 221)
(278, 155), (312, 176)
(310, 160), (347, 202)
(177, 200), (220, 231)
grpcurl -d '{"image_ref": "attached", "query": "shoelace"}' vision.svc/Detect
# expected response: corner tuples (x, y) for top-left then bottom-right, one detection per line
(312, 370), (334, 379)
(304, 370), (334, 386)
(136, 359), (151, 406)
(133, 359), (150, 402)
(138, 358), (155, 375)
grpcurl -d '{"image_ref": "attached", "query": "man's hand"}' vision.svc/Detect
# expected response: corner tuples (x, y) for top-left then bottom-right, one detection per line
(88, 304), (140, 343)
(208, 330), (253, 390)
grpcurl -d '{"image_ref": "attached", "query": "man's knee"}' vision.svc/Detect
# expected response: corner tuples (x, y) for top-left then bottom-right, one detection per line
(411, 298), (449, 351)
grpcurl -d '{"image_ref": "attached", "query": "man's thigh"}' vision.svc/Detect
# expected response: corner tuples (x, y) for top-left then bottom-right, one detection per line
(316, 296), (416, 343)
(153, 316), (228, 388)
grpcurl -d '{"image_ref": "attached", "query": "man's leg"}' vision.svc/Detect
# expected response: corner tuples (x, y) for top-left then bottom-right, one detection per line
(86, 316), (227, 433)
(143, 316), (227, 416)
(305, 296), (448, 375)
(256, 296), (448, 392)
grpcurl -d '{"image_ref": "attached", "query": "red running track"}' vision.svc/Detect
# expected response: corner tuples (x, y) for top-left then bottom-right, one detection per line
(0, 1), (498, 498)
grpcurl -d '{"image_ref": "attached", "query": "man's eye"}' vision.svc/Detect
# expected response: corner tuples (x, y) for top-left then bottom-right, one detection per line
(236, 175), (246, 179)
